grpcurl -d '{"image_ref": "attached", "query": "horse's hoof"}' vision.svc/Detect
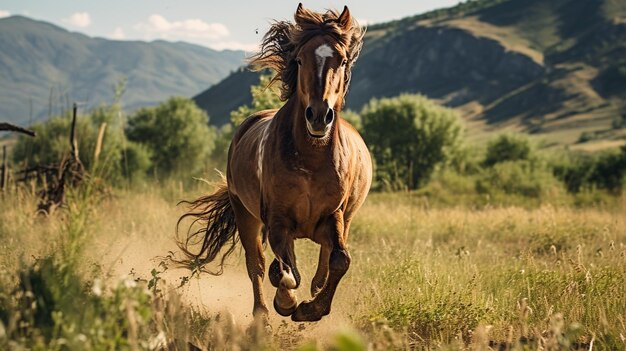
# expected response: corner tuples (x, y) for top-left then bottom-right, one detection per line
(290, 301), (327, 322)
(273, 295), (297, 317)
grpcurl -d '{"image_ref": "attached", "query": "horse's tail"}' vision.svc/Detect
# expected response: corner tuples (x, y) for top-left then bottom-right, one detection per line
(175, 180), (238, 275)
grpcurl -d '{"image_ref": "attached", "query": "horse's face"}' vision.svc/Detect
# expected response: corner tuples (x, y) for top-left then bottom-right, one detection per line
(296, 36), (347, 138)
(295, 9), (353, 138)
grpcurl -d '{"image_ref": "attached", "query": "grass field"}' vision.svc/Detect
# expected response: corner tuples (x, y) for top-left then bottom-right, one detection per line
(1, 183), (625, 350)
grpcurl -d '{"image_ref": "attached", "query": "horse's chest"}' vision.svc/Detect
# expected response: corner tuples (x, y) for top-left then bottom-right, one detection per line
(266, 168), (344, 233)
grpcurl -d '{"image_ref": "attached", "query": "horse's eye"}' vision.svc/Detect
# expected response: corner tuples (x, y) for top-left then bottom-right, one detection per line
(341, 59), (348, 66)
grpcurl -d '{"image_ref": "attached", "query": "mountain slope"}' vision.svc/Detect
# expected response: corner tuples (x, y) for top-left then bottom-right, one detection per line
(0, 16), (244, 124)
(193, 0), (626, 146)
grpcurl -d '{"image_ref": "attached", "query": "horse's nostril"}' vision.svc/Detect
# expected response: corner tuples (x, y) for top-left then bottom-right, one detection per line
(324, 108), (334, 125)
(305, 106), (314, 121)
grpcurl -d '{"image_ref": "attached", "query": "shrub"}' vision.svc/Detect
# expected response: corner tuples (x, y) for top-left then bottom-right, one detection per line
(121, 141), (153, 183)
(229, 74), (282, 126)
(126, 97), (216, 179)
(577, 131), (596, 143)
(484, 133), (532, 167)
(476, 160), (563, 198)
(361, 94), (463, 191)
(12, 104), (128, 183)
(554, 146), (626, 194)
(611, 114), (625, 129)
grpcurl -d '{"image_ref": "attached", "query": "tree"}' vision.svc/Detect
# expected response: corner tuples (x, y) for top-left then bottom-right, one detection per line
(484, 134), (533, 167)
(361, 94), (463, 191)
(210, 74), (283, 170)
(126, 97), (215, 179)
(229, 74), (283, 126)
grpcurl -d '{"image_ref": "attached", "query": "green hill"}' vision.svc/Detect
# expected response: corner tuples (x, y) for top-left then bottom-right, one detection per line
(0, 16), (244, 124)
(193, 0), (626, 148)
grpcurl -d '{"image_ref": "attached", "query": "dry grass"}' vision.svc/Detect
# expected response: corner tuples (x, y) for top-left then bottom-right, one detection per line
(1, 187), (625, 350)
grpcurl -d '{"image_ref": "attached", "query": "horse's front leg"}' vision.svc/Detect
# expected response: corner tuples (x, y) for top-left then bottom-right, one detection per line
(292, 210), (349, 322)
(267, 221), (300, 316)
(310, 245), (330, 297)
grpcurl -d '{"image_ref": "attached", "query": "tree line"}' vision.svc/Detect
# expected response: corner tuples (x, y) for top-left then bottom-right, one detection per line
(10, 75), (626, 198)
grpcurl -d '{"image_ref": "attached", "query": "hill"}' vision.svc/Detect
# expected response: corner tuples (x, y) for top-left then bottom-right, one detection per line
(0, 16), (244, 125)
(193, 0), (626, 147)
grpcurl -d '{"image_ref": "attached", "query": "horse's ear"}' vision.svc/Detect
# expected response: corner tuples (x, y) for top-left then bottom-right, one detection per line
(337, 6), (352, 30)
(295, 3), (306, 24)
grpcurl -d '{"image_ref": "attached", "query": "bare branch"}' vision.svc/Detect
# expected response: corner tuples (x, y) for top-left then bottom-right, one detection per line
(0, 122), (36, 137)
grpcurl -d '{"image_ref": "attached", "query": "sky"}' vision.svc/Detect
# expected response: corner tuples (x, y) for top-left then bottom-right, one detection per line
(0, 1), (462, 52)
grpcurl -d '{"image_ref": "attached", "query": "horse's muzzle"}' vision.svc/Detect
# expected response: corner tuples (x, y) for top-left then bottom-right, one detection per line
(305, 105), (334, 137)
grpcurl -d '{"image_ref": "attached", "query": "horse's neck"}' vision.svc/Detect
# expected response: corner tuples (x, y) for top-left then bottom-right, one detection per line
(273, 97), (338, 165)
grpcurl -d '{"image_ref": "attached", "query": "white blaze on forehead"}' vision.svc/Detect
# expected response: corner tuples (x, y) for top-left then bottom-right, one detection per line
(315, 44), (334, 82)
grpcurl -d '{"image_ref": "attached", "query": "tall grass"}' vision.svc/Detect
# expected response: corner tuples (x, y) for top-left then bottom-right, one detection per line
(1, 184), (625, 350)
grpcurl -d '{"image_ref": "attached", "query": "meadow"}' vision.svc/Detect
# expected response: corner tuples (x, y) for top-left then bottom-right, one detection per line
(1, 180), (624, 350)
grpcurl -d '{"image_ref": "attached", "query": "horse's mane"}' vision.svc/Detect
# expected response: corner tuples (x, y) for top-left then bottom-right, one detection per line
(249, 6), (365, 102)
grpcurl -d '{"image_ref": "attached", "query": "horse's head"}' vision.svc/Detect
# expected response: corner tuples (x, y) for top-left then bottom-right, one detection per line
(250, 3), (364, 138)
(294, 4), (354, 137)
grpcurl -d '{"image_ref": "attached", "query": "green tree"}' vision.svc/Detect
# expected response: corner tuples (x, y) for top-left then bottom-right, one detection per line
(229, 74), (282, 126)
(484, 134), (532, 167)
(212, 74), (283, 170)
(361, 94), (463, 191)
(126, 97), (215, 179)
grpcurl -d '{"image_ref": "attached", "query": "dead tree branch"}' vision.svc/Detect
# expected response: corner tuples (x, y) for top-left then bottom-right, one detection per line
(0, 122), (36, 137)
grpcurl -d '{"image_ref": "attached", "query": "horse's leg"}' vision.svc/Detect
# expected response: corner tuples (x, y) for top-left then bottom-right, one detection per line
(267, 222), (299, 316)
(310, 245), (330, 297)
(309, 217), (353, 297)
(231, 196), (268, 322)
(292, 211), (349, 322)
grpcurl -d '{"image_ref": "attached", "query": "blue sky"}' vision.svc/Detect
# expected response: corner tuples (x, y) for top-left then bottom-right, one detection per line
(0, 1), (462, 52)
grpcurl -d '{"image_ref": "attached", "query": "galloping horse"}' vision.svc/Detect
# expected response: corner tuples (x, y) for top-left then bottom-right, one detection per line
(178, 3), (371, 322)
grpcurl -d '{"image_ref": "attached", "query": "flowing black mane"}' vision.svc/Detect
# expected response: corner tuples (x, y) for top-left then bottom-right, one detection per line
(249, 6), (365, 102)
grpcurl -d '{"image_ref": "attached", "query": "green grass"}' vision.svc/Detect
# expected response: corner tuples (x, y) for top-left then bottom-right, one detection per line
(1, 183), (625, 350)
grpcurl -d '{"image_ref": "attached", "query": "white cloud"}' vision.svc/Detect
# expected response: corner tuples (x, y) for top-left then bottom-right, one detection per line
(64, 12), (91, 28)
(111, 27), (125, 39)
(0, 10), (10, 18)
(134, 14), (229, 40)
(209, 41), (259, 52)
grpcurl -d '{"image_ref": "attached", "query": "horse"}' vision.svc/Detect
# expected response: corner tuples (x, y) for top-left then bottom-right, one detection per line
(177, 3), (371, 323)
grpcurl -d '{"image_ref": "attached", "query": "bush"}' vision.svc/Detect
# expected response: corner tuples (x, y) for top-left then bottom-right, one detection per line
(577, 131), (596, 143)
(361, 94), (463, 191)
(611, 114), (625, 130)
(554, 146), (626, 194)
(126, 97), (216, 179)
(12, 104), (130, 183)
(229, 74), (282, 126)
(484, 133), (532, 167)
(121, 141), (153, 183)
(476, 160), (564, 198)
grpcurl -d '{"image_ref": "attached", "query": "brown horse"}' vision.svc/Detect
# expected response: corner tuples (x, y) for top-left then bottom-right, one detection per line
(177, 3), (371, 323)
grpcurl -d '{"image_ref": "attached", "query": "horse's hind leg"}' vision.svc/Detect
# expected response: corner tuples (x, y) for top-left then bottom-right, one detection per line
(292, 211), (350, 322)
(230, 196), (268, 322)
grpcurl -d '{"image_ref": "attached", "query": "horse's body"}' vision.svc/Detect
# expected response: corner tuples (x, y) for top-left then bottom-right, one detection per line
(178, 3), (371, 322)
